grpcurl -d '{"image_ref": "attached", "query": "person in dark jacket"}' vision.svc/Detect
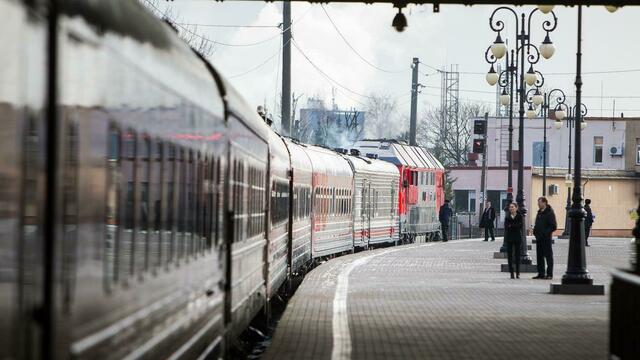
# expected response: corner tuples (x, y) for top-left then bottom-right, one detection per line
(504, 202), (523, 279)
(439, 199), (453, 242)
(532, 197), (558, 279)
(481, 200), (496, 242)
(584, 199), (594, 247)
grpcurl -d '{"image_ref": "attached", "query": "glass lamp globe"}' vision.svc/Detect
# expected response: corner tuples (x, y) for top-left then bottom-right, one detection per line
(538, 5), (554, 14)
(486, 66), (499, 86)
(527, 106), (537, 119)
(525, 67), (537, 86)
(554, 120), (563, 129)
(605, 6), (619, 13)
(581, 121), (587, 130)
(491, 34), (507, 59)
(555, 109), (566, 121)
(532, 92), (544, 106)
(500, 93), (510, 106)
(540, 35), (556, 60)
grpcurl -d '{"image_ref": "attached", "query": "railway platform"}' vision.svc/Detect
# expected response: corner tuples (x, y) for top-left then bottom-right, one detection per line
(264, 237), (629, 359)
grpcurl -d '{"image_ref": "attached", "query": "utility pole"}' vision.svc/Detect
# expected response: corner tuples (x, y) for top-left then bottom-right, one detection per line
(281, 1), (292, 135)
(409, 57), (419, 145)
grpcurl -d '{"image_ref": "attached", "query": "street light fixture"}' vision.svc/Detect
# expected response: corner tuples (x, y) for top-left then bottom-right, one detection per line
(491, 34), (507, 59)
(500, 88), (510, 106)
(532, 89), (544, 106)
(538, 5), (555, 14)
(605, 6), (619, 13)
(486, 64), (499, 86)
(526, 103), (537, 119)
(525, 66), (537, 86)
(555, 102), (588, 239)
(486, 45), (517, 254)
(486, 6), (558, 264)
(526, 86), (565, 197)
(540, 34), (556, 59)
(554, 120), (563, 129)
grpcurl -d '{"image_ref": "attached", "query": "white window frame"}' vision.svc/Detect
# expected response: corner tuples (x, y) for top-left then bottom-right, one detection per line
(593, 136), (604, 165)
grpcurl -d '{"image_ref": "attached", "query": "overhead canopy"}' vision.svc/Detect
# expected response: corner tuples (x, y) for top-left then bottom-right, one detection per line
(238, 1), (632, 6)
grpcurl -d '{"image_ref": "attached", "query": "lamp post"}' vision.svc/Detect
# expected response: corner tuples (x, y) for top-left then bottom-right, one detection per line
(551, 5), (603, 295)
(526, 87), (567, 196)
(485, 47), (516, 253)
(487, 6), (557, 264)
(554, 103), (587, 239)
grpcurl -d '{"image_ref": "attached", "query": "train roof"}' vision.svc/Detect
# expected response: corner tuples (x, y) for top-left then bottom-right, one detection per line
(354, 139), (444, 170)
(342, 153), (399, 177)
(300, 144), (353, 179)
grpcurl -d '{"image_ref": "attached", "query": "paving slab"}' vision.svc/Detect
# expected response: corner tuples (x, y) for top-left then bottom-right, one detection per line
(264, 237), (630, 360)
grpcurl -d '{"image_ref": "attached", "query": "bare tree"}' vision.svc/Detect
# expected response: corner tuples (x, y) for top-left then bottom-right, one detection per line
(140, 0), (215, 58)
(343, 108), (365, 144)
(417, 102), (490, 166)
(364, 93), (402, 139)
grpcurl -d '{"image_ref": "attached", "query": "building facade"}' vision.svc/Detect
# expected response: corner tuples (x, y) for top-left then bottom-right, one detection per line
(449, 115), (640, 236)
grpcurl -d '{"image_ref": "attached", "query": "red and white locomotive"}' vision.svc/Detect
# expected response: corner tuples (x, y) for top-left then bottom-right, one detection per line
(0, 1), (444, 359)
(356, 139), (446, 242)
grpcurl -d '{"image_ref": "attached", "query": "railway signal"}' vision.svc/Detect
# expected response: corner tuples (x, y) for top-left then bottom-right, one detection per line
(473, 119), (487, 135)
(473, 138), (485, 154)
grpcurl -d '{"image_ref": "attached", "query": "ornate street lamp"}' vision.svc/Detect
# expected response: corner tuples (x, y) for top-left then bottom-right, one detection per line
(551, 5), (604, 295)
(526, 87), (567, 197)
(554, 102), (587, 239)
(485, 46), (516, 254)
(487, 6), (557, 265)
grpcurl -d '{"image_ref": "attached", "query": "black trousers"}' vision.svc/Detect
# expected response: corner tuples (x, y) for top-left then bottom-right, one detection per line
(535, 237), (554, 277)
(484, 225), (495, 241)
(441, 223), (449, 241)
(506, 241), (521, 275)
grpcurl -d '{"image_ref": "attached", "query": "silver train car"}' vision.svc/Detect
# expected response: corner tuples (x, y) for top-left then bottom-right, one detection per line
(343, 150), (400, 249)
(0, 1), (440, 359)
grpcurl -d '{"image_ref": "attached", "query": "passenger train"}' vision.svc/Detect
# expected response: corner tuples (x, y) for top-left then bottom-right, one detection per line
(0, 0), (444, 359)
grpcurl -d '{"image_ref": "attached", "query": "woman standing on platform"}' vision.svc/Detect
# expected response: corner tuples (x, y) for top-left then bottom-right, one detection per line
(504, 202), (523, 279)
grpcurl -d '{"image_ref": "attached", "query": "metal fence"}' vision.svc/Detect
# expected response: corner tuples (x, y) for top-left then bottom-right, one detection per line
(453, 211), (505, 240)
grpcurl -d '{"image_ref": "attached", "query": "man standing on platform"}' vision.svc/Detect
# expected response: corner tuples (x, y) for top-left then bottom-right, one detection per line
(533, 197), (557, 279)
(584, 199), (594, 247)
(481, 200), (496, 242)
(439, 199), (453, 242)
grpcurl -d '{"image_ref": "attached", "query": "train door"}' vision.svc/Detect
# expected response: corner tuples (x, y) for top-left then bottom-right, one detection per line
(358, 179), (367, 246)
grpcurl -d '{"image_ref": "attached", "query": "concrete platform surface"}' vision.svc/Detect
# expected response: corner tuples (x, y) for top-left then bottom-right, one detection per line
(264, 237), (630, 360)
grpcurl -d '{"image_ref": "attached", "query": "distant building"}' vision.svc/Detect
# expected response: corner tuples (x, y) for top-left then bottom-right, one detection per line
(297, 99), (365, 148)
(449, 116), (640, 237)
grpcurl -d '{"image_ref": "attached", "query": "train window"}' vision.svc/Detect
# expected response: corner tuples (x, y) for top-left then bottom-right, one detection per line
(105, 126), (120, 286)
(139, 135), (151, 273)
(177, 148), (186, 259)
(188, 150), (196, 256)
(204, 156), (214, 250)
(192, 153), (200, 255)
(271, 178), (289, 225)
(164, 143), (176, 265)
(120, 130), (137, 279)
(232, 159), (246, 243)
(149, 139), (163, 269)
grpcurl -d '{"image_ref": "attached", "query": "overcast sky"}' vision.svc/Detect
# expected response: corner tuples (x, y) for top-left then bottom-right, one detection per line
(152, 1), (640, 127)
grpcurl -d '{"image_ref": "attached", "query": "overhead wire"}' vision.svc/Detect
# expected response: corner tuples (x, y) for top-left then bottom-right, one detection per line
(292, 39), (372, 104)
(143, 0), (311, 48)
(227, 42), (288, 79)
(320, 5), (409, 74)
